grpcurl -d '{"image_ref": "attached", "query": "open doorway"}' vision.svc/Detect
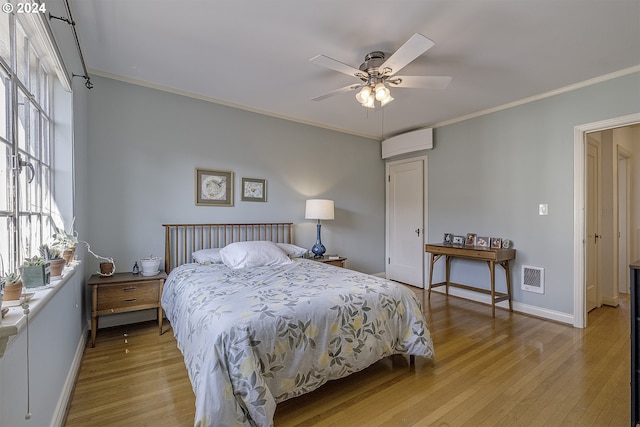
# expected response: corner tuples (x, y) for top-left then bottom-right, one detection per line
(574, 114), (640, 328)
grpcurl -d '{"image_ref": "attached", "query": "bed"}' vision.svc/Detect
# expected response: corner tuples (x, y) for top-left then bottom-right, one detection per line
(161, 223), (434, 427)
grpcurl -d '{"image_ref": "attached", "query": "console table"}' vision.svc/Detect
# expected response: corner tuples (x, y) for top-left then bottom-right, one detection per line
(425, 243), (516, 317)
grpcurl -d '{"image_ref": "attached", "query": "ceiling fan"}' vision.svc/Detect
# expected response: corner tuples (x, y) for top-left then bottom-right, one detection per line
(310, 33), (452, 108)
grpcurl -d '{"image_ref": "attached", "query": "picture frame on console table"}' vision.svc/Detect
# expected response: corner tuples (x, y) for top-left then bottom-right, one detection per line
(476, 236), (489, 248)
(465, 233), (476, 246)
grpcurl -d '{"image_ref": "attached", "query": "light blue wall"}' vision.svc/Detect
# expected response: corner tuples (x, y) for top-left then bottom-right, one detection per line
(84, 71), (640, 318)
(85, 75), (385, 276)
(428, 72), (640, 315)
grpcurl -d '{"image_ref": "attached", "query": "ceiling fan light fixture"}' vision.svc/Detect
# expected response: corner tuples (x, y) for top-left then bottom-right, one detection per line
(374, 83), (389, 101)
(363, 94), (375, 108)
(311, 33), (451, 110)
(380, 95), (394, 107)
(355, 85), (371, 104)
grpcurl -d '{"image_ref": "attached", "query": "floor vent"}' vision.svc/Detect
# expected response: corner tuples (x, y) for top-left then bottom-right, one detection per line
(521, 265), (544, 294)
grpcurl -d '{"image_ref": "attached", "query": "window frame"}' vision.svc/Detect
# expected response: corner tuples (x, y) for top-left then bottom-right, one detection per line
(1, 11), (55, 274)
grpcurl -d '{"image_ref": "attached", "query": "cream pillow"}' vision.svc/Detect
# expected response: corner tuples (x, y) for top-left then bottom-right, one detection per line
(276, 243), (308, 257)
(192, 248), (223, 264)
(220, 241), (293, 269)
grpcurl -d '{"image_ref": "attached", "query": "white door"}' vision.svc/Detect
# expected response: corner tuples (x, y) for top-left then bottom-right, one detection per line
(618, 153), (629, 294)
(586, 141), (599, 312)
(386, 159), (424, 287)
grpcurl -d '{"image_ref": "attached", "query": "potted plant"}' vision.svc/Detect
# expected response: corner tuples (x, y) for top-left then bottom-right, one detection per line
(2, 271), (23, 301)
(52, 221), (78, 265)
(39, 244), (66, 279)
(79, 240), (116, 277)
(20, 256), (51, 288)
(139, 256), (161, 276)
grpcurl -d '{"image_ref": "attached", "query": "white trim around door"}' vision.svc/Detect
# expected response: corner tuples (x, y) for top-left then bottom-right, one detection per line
(573, 112), (640, 328)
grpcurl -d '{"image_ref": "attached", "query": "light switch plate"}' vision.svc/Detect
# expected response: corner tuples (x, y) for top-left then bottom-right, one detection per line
(539, 204), (548, 215)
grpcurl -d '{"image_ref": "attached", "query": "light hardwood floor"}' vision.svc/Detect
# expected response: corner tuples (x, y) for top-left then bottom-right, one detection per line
(64, 289), (630, 427)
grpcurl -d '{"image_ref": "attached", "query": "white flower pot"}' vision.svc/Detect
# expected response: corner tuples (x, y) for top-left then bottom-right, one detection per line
(140, 257), (161, 276)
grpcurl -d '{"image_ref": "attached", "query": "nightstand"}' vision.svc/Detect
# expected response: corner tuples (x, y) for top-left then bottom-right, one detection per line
(87, 271), (167, 347)
(308, 256), (347, 268)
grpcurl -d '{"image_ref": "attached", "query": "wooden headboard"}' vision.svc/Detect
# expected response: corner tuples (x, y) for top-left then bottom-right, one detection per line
(162, 223), (293, 273)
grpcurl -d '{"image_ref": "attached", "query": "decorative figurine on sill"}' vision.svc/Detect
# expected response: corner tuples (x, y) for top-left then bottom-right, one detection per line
(132, 262), (139, 275)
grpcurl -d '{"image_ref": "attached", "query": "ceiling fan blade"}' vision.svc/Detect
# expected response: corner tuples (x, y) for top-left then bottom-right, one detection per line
(312, 84), (362, 101)
(387, 76), (452, 90)
(380, 33), (435, 76)
(310, 55), (366, 79)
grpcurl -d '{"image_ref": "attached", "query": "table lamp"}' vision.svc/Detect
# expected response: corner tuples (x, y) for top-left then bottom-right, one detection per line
(305, 199), (334, 258)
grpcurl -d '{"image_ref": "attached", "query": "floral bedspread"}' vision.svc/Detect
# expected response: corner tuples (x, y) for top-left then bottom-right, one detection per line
(162, 259), (434, 427)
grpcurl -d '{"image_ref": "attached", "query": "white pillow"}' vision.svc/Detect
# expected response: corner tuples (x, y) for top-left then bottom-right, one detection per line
(192, 248), (223, 264)
(220, 241), (293, 269)
(276, 243), (308, 257)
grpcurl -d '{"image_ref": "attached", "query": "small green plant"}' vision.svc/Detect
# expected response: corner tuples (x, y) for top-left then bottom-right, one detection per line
(22, 256), (47, 267)
(39, 244), (62, 260)
(51, 220), (78, 250)
(2, 271), (21, 285)
(51, 227), (78, 250)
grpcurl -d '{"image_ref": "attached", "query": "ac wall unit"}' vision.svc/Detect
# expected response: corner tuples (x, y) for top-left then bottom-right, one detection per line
(381, 128), (433, 159)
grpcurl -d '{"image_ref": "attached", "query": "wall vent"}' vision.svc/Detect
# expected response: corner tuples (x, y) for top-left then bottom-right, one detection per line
(521, 265), (545, 294)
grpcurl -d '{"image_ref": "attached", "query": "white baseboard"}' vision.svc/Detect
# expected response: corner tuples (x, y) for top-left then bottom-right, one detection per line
(371, 272), (386, 278)
(431, 287), (574, 325)
(51, 325), (88, 427)
(372, 273), (574, 325)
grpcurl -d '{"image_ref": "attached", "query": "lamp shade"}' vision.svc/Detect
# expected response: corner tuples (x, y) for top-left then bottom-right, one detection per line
(305, 199), (334, 220)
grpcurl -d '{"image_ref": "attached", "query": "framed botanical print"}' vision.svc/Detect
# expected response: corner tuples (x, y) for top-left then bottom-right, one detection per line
(195, 168), (233, 206)
(241, 177), (267, 202)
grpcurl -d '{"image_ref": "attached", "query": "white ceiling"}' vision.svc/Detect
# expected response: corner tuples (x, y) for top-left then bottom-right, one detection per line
(66, 0), (640, 140)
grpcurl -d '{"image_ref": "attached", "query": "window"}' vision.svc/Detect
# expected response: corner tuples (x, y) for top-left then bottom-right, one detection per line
(1, 12), (58, 273)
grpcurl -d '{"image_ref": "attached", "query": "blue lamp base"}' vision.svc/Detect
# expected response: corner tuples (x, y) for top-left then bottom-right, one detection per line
(311, 223), (326, 258)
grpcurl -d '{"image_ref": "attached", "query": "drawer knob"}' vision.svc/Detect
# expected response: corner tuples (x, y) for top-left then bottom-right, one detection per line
(123, 287), (137, 291)
(123, 298), (137, 303)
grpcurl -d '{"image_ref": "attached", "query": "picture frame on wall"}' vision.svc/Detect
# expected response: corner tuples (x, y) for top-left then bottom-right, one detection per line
(195, 168), (234, 206)
(453, 235), (465, 245)
(241, 177), (267, 202)
(490, 237), (502, 249)
(443, 233), (453, 244)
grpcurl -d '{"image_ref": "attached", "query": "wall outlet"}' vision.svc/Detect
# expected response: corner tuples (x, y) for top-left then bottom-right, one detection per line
(539, 204), (548, 215)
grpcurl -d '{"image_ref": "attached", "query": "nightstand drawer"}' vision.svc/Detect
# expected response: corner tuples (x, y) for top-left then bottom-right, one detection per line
(96, 280), (160, 311)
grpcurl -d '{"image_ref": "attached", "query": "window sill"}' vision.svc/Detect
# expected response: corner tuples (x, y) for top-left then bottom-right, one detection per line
(0, 261), (81, 358)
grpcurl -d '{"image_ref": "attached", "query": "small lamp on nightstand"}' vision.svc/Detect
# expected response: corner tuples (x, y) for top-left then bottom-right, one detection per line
(305, 199), (334, 258)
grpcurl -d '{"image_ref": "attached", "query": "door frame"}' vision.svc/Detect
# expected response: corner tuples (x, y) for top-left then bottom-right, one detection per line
(573, 113), (640, 328)
(385, 155), (428, 288)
